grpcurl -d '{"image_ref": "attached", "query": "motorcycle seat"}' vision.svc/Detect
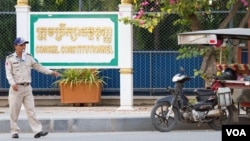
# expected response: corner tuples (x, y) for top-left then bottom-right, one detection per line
(194, 89), (214, 96)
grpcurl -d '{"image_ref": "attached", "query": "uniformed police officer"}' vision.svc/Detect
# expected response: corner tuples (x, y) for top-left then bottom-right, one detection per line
(5, 37), (59, 139)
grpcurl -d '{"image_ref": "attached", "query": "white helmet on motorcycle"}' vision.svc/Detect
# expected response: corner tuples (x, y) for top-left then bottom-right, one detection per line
(172, 74), (186, 82)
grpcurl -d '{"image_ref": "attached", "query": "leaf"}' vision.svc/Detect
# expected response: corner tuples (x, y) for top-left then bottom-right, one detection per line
(148, 26), (154, 33)
(167, 9), (172, 14)
(152, 18), (159, 25)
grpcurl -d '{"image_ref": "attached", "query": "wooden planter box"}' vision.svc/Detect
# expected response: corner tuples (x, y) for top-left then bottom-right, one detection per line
(59, 83), (101, 104)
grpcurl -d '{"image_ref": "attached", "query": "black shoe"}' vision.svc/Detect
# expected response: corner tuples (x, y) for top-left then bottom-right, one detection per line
(12, 133), (19, 138)
(34, 131), (48, 138)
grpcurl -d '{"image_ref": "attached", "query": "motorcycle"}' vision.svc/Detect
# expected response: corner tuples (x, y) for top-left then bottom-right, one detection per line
(150, 67), (234, 132)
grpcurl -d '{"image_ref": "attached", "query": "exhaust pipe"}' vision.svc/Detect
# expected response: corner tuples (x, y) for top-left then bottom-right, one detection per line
(207, 109), (221, 117)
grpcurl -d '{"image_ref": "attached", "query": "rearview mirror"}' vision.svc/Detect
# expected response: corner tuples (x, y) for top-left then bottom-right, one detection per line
(180, 67), (185, 73)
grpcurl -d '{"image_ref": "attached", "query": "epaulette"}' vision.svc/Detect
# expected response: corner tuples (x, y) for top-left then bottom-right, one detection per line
(7, 54), (13, 58)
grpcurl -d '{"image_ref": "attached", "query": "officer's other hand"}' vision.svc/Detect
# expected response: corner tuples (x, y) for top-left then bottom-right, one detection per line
(12, 84), (18, 91)
(52, 71), (60, 77)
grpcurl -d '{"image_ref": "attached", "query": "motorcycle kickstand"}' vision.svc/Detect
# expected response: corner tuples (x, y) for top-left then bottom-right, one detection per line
(197, 122), (201, 127)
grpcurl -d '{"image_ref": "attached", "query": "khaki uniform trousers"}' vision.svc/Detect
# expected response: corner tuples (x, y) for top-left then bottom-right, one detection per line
(8, 85), (42, 135)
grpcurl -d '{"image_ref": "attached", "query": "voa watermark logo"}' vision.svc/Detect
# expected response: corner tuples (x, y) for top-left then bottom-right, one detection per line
(222, 125), (249, 141)
(226, 128), (246, 136)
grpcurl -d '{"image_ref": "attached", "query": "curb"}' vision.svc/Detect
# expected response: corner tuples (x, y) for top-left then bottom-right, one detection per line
(0, 106), (249, 133)
(0, 117), (215, 133)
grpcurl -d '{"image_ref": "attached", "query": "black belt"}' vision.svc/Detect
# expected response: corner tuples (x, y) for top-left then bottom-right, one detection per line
(17, 82), (30, 86)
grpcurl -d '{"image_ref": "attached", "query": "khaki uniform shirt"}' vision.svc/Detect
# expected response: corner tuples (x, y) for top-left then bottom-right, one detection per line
(5, 52), (53, 86)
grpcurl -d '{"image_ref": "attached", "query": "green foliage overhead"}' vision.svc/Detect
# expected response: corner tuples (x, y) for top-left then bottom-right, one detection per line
(120, 0), (249, 32)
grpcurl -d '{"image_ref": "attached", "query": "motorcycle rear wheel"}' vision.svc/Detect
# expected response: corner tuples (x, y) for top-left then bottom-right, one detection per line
(150, 102), (178, 132)
(208, 105), (233, 130)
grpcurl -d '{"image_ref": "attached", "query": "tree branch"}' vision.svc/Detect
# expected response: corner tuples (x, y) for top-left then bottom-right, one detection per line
(219, 0), (241, 29)
(232, 6), (250, 62)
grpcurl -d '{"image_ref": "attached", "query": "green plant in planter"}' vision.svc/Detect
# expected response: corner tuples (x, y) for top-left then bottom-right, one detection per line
(53, 69), (107, 88)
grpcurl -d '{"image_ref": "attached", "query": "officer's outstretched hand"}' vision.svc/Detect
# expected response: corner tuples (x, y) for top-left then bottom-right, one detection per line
(51, 71), (60, 77)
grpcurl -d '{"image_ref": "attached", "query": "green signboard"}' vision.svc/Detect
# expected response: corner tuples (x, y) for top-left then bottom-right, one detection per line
(30, 12), (118, 68)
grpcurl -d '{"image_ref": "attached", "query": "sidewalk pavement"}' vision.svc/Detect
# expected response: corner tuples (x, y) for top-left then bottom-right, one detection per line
(0, 106), (248, 133)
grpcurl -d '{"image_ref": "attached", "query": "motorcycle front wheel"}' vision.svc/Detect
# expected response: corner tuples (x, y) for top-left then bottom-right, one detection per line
(150, 102), (178, 132)
(208, 105), (233, 130)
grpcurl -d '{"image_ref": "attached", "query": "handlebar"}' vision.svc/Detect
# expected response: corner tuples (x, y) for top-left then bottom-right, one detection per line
(185, 76), (195, 81)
